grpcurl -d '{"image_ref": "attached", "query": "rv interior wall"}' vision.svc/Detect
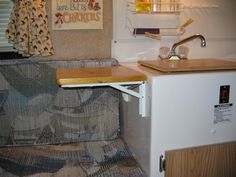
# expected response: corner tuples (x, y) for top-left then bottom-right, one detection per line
(112, 0), (236, 62)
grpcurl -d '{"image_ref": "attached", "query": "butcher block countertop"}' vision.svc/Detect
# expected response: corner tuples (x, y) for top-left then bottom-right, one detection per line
(138, 59), (236, 72)
(56, 66), (147, 86)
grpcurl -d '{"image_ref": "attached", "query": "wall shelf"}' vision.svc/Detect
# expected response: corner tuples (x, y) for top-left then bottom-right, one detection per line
(127, 0), (219, 14)
(128, 0), (181, 14)
(126, 0), (183, 38)
(125, 0), (218, 39)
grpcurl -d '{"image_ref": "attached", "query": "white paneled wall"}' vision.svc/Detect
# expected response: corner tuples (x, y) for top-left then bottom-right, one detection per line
(112, 0), (236, 61)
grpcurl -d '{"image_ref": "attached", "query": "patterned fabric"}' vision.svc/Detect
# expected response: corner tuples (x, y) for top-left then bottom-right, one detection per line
(0, 59), (120, 146)
(0, 138), (147, 177)
(0, 90), (8, 115)
(5, 0), (54, 57)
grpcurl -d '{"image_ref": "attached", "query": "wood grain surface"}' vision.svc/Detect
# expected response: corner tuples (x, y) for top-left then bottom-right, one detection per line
(165, 141), (236, 177)
(56, 66), (147, 86)
(138, 59), (236, 72)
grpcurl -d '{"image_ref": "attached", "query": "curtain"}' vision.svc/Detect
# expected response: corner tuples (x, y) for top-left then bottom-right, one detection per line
(5, 0), (54, 57)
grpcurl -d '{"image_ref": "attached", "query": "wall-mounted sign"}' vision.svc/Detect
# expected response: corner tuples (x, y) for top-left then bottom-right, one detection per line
(52, 0), (103, 30)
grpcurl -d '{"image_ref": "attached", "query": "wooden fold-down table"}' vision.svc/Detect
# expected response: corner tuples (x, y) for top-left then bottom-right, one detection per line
(56, 66), (147, 86)
(56, 66), (148, 117)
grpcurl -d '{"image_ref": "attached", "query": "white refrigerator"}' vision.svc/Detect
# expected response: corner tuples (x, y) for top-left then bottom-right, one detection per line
(123, 70), (236, 177)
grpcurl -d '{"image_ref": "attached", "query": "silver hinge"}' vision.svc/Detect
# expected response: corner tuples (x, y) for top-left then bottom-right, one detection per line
(159, 155), (166, 173)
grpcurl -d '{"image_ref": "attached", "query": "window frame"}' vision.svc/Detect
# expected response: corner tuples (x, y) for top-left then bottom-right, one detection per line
(0, 0), (13, 52)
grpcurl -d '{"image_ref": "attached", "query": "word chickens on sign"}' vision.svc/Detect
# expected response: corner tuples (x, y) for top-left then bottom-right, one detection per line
(52, 0), (103, 30)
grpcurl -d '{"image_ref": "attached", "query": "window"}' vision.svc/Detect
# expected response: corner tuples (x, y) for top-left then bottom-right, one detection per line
(0, 0), (13, 52)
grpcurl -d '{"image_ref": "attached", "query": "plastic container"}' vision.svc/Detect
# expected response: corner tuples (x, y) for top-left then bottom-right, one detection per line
(135, 0), (151, 13)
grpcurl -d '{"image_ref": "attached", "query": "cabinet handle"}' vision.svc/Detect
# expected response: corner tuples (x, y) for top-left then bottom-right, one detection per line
(159, 154), (166, 173)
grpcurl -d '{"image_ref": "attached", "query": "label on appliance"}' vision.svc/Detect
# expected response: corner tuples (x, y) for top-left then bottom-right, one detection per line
(214, 103), (233, 124)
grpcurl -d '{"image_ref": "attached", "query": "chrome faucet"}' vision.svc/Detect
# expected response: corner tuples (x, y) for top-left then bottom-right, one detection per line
(169, 34), (206, 60)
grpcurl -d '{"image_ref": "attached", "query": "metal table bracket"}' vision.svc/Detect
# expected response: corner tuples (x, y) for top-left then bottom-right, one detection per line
(61, 81), (149, 117)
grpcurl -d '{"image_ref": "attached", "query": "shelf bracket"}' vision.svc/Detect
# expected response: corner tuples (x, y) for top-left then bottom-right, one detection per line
(61, 81), (149, 117)
(110, 82), (149, 117)
(109, 83), (143, 99)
